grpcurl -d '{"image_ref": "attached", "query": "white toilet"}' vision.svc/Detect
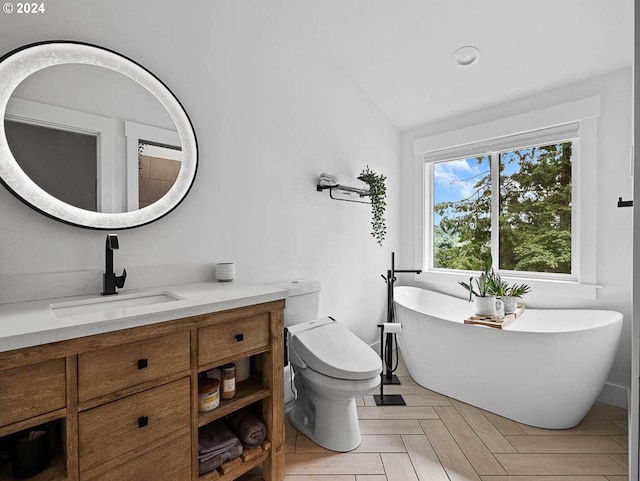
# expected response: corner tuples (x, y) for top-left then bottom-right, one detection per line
(274, 280), (381, 452)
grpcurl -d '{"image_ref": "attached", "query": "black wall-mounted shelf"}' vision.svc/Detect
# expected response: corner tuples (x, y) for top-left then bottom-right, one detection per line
(317, 184), (371, 204)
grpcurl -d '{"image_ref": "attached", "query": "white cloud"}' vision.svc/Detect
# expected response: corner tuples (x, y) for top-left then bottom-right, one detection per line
(433, 158), (487, 199)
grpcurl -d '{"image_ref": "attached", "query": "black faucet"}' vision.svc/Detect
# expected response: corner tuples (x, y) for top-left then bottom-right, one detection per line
(382, 252), (422, 320)
(101, 234), (127, 295)
(381, 252), (421, 383)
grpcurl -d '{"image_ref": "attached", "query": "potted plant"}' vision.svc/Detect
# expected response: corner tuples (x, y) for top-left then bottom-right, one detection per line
(486, 273), (530, 314)
(358, 166), (387, 246)
(458, 255), (502, 316)
(502, 282), (531, 314)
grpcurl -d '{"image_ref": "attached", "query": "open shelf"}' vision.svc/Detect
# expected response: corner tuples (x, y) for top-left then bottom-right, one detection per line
(196, 347), (278, 480)
(198, 375), (270, 428)
(198, 442), (270, 481)
(0, 451), (67, 481)
(0, 419), (67, 481)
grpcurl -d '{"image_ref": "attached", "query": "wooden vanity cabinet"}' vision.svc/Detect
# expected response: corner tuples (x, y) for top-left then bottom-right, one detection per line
(0, 299), (285, 481)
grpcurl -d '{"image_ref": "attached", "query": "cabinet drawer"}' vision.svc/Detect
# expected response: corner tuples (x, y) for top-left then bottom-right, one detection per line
(198, 313), (269, 366)
(78, 377), (190, 476)
(82, 430), (191, 481)
(78, 331), (190, 402)
(0, 358), (66, 427)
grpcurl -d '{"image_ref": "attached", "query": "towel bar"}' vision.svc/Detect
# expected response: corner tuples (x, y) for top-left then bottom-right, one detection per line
(316, 184), (371, 204)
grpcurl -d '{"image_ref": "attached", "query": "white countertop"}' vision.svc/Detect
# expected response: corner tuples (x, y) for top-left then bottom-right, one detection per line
(0, 281), (287, 353)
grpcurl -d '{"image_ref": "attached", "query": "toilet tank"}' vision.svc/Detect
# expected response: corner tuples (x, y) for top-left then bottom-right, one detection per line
(272, 280), (320, 327)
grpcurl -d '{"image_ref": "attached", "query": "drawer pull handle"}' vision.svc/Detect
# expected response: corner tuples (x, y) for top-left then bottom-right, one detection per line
(137, 358), (148, 369)
(138, 416), (149, 428)
(235, 333), (244, 342)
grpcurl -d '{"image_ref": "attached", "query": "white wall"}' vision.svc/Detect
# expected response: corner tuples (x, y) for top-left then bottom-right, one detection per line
(400, 68), (633, 406)
(0, 0), (400, 346)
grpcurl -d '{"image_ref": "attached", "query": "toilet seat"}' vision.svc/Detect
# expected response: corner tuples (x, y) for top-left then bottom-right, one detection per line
(289, 318), (381, 381)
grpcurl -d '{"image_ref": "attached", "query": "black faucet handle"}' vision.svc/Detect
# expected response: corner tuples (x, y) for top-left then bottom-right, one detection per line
(115, 268), (127, 289)
(107, 233), (119, 250)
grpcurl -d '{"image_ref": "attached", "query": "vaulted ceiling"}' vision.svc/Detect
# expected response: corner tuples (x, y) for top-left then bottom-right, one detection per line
(307, 0), (633, 131)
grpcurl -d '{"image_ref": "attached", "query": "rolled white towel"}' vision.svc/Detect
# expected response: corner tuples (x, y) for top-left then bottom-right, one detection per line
(318, 173), (369, 192)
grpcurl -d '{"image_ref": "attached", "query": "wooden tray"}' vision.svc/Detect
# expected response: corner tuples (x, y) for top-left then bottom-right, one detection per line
(463, 304), (526, 329)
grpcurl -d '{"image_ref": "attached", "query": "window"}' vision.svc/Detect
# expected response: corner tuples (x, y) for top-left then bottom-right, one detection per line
(426, 123), (578, 279)
(413, 97), (600, 299)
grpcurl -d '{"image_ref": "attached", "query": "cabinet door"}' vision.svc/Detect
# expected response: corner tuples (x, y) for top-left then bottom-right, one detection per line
(78, 331), (190, 402)
(198, 313), (269, 366)
(78, 377), (190, 478)
(0, 358), (65, 427)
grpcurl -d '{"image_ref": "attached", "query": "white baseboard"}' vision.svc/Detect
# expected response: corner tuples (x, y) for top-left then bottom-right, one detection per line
(597, 382), (628, 409)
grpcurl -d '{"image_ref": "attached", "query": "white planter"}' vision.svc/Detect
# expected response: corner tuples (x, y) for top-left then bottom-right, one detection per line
(502, 296), (519, 314)
(475, 296), (504, 317)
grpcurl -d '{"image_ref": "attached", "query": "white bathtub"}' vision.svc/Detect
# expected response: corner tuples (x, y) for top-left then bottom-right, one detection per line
(393, 286), (623, 429)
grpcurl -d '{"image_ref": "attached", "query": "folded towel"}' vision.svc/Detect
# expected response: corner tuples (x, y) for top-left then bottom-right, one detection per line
(319, 172), (337, 184)
(198, 420), (240, 456)
(226, 409), (267, 449)
(198, 443), (243, 476)
(318, 173), (370, 192)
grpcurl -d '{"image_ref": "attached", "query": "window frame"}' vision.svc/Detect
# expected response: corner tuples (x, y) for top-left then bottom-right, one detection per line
(412, 97), (601, 300)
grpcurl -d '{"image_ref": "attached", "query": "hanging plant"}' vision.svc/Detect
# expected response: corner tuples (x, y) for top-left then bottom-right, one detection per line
(359, 165), (387, 246)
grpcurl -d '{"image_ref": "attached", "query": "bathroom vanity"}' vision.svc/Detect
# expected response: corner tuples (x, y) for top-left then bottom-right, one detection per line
(0, 282), (286, 481)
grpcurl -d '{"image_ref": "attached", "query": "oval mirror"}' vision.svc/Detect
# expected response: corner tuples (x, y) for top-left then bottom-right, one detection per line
(0, 41), (198, 229)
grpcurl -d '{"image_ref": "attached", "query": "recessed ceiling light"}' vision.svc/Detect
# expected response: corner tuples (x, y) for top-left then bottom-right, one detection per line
(453, 46), (480, 67)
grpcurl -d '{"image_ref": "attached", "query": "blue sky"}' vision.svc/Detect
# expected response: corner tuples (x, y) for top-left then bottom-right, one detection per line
(433, 156), (489, 205)
(433, 155), (489, 226)
(433, 152), (524, 227)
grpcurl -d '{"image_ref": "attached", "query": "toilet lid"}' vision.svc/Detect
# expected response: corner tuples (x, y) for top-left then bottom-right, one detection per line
(291, 319), (382, 380)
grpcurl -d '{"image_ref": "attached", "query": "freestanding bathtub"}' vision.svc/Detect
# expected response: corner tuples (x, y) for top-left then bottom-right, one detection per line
(393, 286), (623, 429)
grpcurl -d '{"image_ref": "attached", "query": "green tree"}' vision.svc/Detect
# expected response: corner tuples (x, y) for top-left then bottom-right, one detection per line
(433, 155), (491, 270)
(434, 142), (572, 274)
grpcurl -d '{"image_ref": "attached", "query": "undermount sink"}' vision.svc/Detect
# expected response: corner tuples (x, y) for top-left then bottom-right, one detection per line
(50, 290), (182, 317)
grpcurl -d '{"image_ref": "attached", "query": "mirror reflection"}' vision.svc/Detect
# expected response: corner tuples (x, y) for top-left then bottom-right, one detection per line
(0, 41), (198, 230)
(4, 63), (182, 213)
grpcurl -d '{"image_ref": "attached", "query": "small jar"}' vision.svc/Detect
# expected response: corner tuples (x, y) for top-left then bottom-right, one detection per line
(215, 263), (235, 282)
(221, 363), (236, 400)
(198, 378), (220, 412)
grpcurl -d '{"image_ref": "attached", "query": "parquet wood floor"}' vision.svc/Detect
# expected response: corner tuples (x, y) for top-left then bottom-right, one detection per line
(240, 360), (628, 480)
